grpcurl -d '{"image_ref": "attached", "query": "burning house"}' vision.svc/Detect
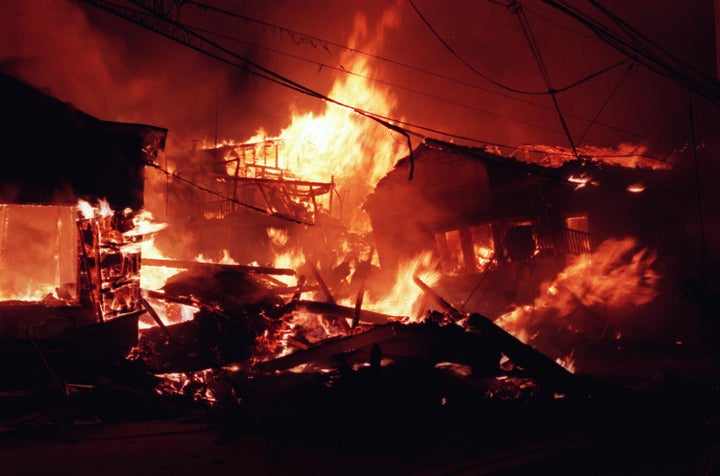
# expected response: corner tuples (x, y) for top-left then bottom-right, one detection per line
(2, 1), (720, 472)
(157, 138), (344, 267)
(0, 70), (167, 383)
(364, 138), (697, 356)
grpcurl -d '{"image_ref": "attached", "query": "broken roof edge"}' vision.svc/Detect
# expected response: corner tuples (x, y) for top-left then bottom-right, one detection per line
(377, 136), (670, 188)
(0, 69), (168, 210)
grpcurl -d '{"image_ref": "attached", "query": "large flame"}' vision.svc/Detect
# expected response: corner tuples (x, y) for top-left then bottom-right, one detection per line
(363, 251), (440, 319)
(496, 237), (660, 346)
(217, 5), (405, 232)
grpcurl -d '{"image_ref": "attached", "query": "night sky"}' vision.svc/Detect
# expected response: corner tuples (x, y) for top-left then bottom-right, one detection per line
(1, 0), (716, 159)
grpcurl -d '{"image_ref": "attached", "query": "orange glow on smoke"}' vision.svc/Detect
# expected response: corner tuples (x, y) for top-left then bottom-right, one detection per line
(214, 6), (405, 233)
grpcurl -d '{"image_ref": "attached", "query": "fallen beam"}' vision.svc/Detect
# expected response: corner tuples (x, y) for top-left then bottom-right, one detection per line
(254, 324), (399, 373)
(311, 265), (337, 305)
(413, 276), (590, 394)
(141, 258), (295, 276)
(294, 300), (397, 325)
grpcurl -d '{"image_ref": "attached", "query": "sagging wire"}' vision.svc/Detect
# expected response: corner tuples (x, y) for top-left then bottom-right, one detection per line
(508, 0), (579, 159)
(576, 60), (635, 146)
(410, 0), (630, 96)
(191, 0), (641, 142)
(540, 0), (720, 108)
(89, 0), (417, 180)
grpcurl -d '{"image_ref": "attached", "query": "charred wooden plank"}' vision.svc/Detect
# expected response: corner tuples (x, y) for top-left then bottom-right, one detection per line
(353, 289), (365, 328)
(254, 324), (399, 373)
(465, 313), (583, 393)
(294, 300), (396, 325)
(143, 290), (197, 308)
(141, 297), (172, 340)
(141, 258), (295, 276)
(412, 276), (464, 321)
(413, 276), (589, 394)
(311, 265), (336, 305)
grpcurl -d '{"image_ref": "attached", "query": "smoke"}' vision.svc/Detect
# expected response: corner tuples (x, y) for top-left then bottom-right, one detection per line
(2, 0), (718, 263)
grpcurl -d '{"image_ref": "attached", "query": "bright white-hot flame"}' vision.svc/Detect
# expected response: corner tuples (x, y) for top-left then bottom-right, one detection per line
(196, 249), (238, 265)
(272, 248), (305, 286)
(627, 183), (646, 193)
(365, 251), (440, 319)
(76, 199), (95, 219)
(76, 198), (113, 219)
(267, 227), (290, 247)
(140, 239), (184, 291)
(568, 174), (595, 190)
(474, 244), (494, 269)
(274, 248), (305, 270)
(555, 349), (576, 373)
(125, 209), (168, 238)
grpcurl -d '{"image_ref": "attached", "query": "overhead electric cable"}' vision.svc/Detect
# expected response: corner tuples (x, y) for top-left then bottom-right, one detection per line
(82, 0), (665, 174)
(191, 0), (633, 100)
(541, 0), (720, 107)
(523, 3), (598, 42)
(363, 109), (668, 167)
(190, 21), (643, 141)
(509, 1), (579, 158)
(576, 60), (635, 145)
(588, 0), (709, 79)
(410, 0), (628, 96)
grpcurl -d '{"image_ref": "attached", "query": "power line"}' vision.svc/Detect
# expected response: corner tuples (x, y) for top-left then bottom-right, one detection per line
(143, 159), (317, 226)
(185, 0), (643, 140)
(190, 21), (643, 141)
(509, 0), (579, 158)
(541, 0), (720, 108)
(362, 107), (669, 167)
(84, 0), (417, 177)
(576, 60), (635, 146)
(409, 0), (629, 96)
(523, 3), (598, 42)
(84, 0), (665, 171)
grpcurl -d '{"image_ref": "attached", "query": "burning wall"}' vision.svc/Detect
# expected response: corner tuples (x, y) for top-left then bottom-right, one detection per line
(0, 70), (167, 347)
(363, 137), (698, 361)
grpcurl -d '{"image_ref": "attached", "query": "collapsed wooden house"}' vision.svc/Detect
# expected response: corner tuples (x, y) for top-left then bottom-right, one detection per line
(364, 138), (678, 315)
(0, 70), (167, 382)
(158, 139), (344, 266)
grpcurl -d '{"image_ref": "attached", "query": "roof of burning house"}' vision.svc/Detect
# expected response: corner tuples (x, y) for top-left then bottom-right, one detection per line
(0, 70), (167, 210)
(365, 137), (669, 231)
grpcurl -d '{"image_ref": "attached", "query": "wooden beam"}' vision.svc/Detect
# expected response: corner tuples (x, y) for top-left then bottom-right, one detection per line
(141, 258), (295, 276)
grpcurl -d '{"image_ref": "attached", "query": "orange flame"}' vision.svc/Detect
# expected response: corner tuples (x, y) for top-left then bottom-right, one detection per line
(555, 349), (576, 374)
(496, 237), (660, 350)
(363, 251), (441, 319)
(216, 6), (405, 232)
